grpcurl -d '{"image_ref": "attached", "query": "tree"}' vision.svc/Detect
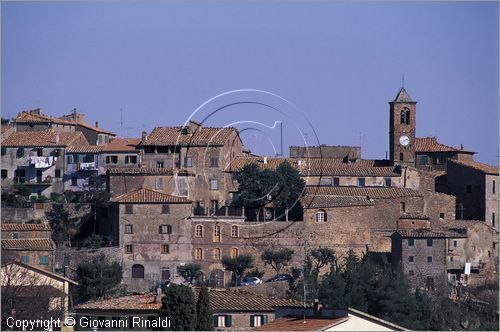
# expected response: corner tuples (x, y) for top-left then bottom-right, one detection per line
(159, 284), (196, 330)
(273, 161), (306, 221)
(261, 248), (294, 277)
(46, 203), (85, 247)
(310, 248), (337, 272)
(195, 285), (213, 331)
(177, 263), (202, 285)
(76, 254), (123, 301)
(221, 254), (254, 286)
(1, 117), (9, 124)
(82, 233), (104, 249)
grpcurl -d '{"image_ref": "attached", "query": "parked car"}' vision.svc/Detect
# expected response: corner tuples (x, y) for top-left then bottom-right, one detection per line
(265, 274), (293, 283)
(238, 277), (263, 286)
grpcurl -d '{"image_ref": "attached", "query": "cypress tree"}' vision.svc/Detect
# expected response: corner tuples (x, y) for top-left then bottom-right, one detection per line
(159, 284), (196, 330)
(195, 286), (213, 331)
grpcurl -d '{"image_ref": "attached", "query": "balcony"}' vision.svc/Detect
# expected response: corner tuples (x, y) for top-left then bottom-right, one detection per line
(15, 177), (53, 186)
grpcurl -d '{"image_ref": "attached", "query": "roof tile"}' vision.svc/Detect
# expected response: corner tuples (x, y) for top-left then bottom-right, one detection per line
(1, 130), (87, 148)
(142, 126), (237, 146)
(448, 159), (498, 175)
(102, 138), (141, 152)
(305, 186), (422, 199)
(113, 188), (192, 203)
(1, 223), (51, 231)
(1, 239), (55, 250)
(415, 137), (473, 154)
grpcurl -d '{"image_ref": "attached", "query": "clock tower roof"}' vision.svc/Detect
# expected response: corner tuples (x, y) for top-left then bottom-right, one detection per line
(392, 87), (415, 103)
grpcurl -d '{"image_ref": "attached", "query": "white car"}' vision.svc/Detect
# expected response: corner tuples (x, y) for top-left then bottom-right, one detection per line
(239, 277), (263, 286)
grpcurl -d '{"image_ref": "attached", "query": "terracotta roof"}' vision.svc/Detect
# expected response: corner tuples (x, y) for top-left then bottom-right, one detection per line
(194, 288), (302, 312)
(305, 186), (422, 199)
(399, 212), (430, 220)
(396, 229), (467, 238)
(1, 238), (55, 250)
(75, 293), (162, 310)
(107, 168), (193, 176)
(228, 157), (398, 177)
(1, 124), (14, 134)
(255, 316), (347, 331)
(102, 138), (141, 152)
(415, 137), (474, 154)
(1, 261), (78, 285)
(15, 111), (115, 135)
(112, 188), (192, 204)
(66, 144), (104, 153)
(303, 158), (398, 177)
(448, 159), (498, 175)
(1, 130), (87, 147)
(1, 223), (51, 231)
(142, 126), (238, 146)
(301, 195), (375, 208)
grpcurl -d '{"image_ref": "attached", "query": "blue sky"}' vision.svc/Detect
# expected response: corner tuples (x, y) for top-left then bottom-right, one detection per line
(2, 1), (498, 164)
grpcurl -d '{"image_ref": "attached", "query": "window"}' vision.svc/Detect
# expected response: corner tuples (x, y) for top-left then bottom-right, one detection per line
(16, 148), (24, 158)
(11, 232), (19, 240)
(213, 315), (232, 328)
(162, 204), (170, 214)
(155, 177), (163, 190)
(213, 225), (221, 243)
(419, 155), (429, 165)
(55, 169), (61, 178)
(408, 256), (414, 263)
(427, 238), (433, 247)
(1, 169), (7, 179)
(161, 244), (170, 254)
(408, 270), (414, 276)
(210, 157), (219, 168)
(435, 156), (443, 165)
(231, 247), (239, 258)
(494, 242), (497, 249)
(210, 179), (219, 190)
(492, 212), (496, 227)
(357, 178), (365, 187)
(67, 155), (74, 164)
(195, 225), (203, 238)
(439, 212), (445, 220)
(316, 210), (327, 222)
(426, 277), (434, 290)
(21, 256), (29, 264)
(1, 147), (6, 155)
(131, 264), (144, 279)
(210, 200), (219, 215)
(195, 248), (203, 260)
(427, 256), (433, 263)
(493, 180), (496, 194)
(125, 225), (133, 234)
(161, 267), (170, 281)
(384, 177), (392, 187)
(466, 185), (472, 193)
(184, 156), (193, 167)
(159, 225), (173, 234)
(400, 202), (406, 212)
(106, 155), (118, 164)
(400, 109), (410, 125)
(231, 225), (239, 237)
(125, 204), (133, 214)
(333, 177), (340, 187)
(450, 256), (454, 262)
(157, 161), (164, 169)
(250, 315), (269, 328)
(39, 256), (49, 265)
(125, 155), (137, 164)
(408, 238), (414, 247)
(125, 245), (133, 254)
(69, 177), (77, 186)
(400, 153), (404, 161)
(453, 240), (458, 247)
(213, 248), (221, 260)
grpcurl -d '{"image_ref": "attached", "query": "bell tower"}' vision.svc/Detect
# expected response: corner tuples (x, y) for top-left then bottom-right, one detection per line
(389, 87), (416, 166)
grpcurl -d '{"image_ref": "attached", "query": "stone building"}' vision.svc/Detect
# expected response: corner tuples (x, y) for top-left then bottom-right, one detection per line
(289, 145), (361, 161)
(1, 222), (55, 272)
(14, 108), (115, 145)
(138, 121), (245, 212)
(111, 188), (193, 292)
(1, 130), (90, 196)
(101, 138), (142, 170)
(415, 137), (475, 172)
(391, 229), (466, 294)
(446, 159), (499, 229)
(64, 144), (104, 191)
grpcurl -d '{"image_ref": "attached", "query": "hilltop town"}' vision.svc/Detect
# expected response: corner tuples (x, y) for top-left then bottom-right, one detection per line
(1, 87), (498, 331)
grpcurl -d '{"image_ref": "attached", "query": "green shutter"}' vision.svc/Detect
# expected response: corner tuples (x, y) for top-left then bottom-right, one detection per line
(213, 315), (218, 327)
(250, 315), (255, 327)
(225, 315), (232, 327)
(262, 315), (269, 324)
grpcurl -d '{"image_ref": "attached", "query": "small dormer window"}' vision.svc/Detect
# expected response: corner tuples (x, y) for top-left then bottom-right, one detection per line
(181, 127), (188, 135)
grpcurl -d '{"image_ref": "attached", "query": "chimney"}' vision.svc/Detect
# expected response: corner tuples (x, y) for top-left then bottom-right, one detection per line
(142, 131), (148, 142)
(460, 144), (464, 150)
(313, 299), (322, 317)
(55, 133), (60, 145)
(95, 121), (99, 128)
(263, 156), (268, 164)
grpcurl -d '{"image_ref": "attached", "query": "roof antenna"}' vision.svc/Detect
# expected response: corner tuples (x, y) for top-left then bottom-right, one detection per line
(402, 74), (405, 88)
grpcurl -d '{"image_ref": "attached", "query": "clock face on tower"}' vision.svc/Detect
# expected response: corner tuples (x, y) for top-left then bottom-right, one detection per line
(399, 135), (410, 147)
